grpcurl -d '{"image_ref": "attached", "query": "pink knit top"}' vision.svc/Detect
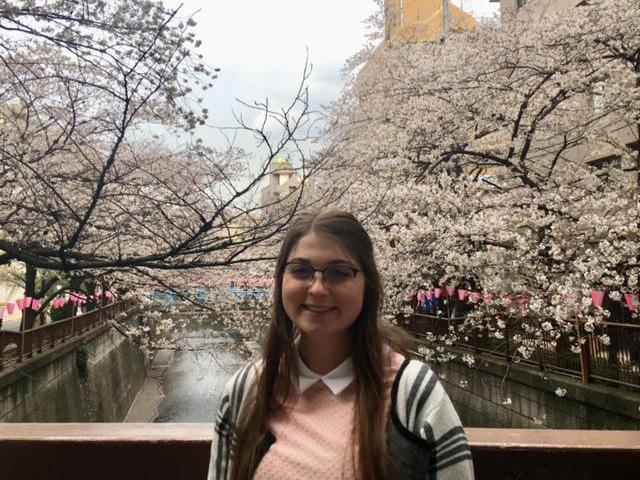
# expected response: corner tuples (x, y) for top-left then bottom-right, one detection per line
(253, 351), (405, 480)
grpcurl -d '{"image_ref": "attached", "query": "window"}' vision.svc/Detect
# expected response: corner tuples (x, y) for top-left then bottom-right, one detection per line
(517, 0), (528, 8)
(591, 84), (605, 111)
(586, 154), (621, 170)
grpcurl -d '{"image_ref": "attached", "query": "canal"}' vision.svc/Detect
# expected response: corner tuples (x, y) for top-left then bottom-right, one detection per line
(124, 324), (252, 423)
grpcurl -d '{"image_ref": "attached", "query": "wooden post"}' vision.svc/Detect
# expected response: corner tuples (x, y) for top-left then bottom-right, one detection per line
(19, 327), (25, 362)
(538, 319), (546, 371)
(37, 326), (43, 354)
(538, 347), (544, 371)
(474, 322), (479, 354)
(577, 319), (591, 384)
(442, 0), (450, 42)
(505, 319), (511, 362)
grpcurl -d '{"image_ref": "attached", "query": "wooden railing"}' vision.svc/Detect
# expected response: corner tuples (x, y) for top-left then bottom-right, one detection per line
(400, 313), (640, 390)
(0, 300), (133, 370)
(0, 424), (638, 480)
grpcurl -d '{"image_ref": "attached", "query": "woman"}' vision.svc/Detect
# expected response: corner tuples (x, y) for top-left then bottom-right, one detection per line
(208, 210), (474, 480)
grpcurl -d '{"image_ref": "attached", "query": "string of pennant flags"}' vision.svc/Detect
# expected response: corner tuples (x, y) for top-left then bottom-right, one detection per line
(413, 287), (640, 312)
(148, 278), (274, 293)
(0, 290), (118, 320)
(198, 278), (274, 288)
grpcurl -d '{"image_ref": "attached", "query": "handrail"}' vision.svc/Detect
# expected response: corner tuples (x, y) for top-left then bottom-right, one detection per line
(0, 424), (638, 480)
(410, 312), (640, 328)
(2, 423), (639, 447)
(0, 300), (133, 370)
(401, 312), (640, 390)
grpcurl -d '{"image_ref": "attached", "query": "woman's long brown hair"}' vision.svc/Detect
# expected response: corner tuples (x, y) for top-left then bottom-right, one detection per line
(230, 209), (409, 480)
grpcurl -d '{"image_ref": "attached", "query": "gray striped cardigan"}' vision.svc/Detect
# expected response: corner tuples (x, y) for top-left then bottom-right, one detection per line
(208, 358), (474, 480)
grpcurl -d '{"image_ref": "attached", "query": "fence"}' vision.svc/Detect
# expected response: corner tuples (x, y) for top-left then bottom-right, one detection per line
(400, 313), (640, 390)
(0, 300), (133, 370)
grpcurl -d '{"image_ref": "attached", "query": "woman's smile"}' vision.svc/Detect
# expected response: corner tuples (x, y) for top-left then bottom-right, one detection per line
(301, 304), (336, 314)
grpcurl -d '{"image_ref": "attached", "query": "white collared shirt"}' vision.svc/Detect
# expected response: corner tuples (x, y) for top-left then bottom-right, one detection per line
(296, 344), (392, 395)
(297, 355), (354, 395)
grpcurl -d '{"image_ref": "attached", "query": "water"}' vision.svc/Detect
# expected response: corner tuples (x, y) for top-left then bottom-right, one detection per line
(153, 329), (248, 422)
(125, 324), (251, 423)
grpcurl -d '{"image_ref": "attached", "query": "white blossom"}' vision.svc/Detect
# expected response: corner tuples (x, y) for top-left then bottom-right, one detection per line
(555, 387), (567, 398)
(462, 353), (476, 367)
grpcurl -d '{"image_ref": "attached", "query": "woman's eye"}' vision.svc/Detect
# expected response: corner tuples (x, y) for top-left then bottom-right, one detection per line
(287, 265), (313, 278)
(325, 267), (352, 281)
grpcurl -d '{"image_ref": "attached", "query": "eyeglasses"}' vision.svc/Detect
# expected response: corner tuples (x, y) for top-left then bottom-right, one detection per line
(284, 262), (360, 286)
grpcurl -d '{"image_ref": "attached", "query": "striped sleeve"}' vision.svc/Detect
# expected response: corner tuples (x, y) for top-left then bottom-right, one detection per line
(207, 362), (257, 480)
(395, 360), (475, 480)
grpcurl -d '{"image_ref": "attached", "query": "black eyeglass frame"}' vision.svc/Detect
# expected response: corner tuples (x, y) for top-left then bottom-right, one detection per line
(283, 262), (361, 283)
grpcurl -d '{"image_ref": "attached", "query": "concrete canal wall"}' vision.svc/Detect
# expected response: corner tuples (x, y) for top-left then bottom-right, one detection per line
(432, 349), (640, 430)
(0, 322), (146, 422)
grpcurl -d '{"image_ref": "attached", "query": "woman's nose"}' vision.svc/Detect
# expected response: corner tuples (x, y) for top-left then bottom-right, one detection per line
(307, 272), (329, 294)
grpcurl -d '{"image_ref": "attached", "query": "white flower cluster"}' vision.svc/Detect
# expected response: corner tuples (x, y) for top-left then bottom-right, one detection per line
(461, 353), (476, 368)
(555, 387), (568, 398)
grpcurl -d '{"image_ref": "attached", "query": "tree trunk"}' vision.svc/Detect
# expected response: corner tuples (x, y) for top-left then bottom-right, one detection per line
(69, 275), (85, 317)
(23, 264), (37, 330)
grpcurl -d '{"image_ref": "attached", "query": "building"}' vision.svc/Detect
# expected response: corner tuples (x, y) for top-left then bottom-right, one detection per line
(358, 1), (477, 97)
(491, 0), (587, 21)
(259, 156), (302, 207)
(385, 0), (476, 42)
(489, 0), (638, 182)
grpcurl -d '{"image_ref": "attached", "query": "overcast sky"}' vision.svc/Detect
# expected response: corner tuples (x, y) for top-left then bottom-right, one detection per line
(164, 0), (500, 151)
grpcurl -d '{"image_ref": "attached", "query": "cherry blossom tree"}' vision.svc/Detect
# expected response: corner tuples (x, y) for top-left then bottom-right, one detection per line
(322, 0), (639, 361)
(0, 1), (326, 331)
(0, 0), (320, 269)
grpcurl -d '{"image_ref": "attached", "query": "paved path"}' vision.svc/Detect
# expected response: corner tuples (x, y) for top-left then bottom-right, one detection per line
(124, 349), (174, 422)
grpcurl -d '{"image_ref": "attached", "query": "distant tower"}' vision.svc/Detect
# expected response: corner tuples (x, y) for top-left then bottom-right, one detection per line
(260, 157), (301, 207)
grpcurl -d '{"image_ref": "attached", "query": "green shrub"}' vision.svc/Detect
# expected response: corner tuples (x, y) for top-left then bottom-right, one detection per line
(75, 345), (89, 381)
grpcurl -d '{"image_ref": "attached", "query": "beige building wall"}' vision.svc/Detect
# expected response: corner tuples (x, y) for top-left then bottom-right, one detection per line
(385, 0), (476, 42)
(359, 2), (476, 98)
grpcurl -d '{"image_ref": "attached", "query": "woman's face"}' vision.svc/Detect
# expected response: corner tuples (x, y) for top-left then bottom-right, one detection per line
(282, 232), (366, 342)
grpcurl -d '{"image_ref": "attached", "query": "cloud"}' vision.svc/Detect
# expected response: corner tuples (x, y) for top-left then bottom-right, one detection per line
(164, 0), (501, 151)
